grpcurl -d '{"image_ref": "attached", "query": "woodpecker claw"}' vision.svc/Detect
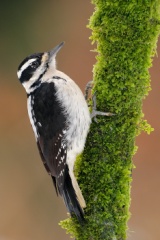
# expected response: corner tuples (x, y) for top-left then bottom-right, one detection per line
(85, 80), (93, 101)
(85, 81), (114, 121)
(91, 94), (114, 121)
(91, 110), (114, 120)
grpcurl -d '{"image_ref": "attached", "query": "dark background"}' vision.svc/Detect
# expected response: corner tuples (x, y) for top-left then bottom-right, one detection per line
(0, 1), (159, 239)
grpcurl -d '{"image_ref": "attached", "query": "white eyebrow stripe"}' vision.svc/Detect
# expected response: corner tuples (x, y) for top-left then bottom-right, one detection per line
(17, 58), (37, 79)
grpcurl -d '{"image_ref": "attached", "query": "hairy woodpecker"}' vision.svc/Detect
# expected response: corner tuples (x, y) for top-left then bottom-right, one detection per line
(17, 42), (91, 222)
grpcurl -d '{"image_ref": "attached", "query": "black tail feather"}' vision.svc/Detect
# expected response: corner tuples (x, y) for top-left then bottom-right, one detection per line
(52, 166), (84, 223)
(62, 167), (84, 223)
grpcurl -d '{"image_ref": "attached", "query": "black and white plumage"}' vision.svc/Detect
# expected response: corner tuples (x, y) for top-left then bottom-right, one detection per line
(17, 42), (91, 222)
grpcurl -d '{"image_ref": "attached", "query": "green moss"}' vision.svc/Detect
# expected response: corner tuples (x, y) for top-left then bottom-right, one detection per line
(60, 1), (160, 239)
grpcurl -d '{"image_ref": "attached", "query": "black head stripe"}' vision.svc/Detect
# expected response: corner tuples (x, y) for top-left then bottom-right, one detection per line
(18, 53), (43, 71)
(18, 53), (43, 83)
(20, 68), (33, 83)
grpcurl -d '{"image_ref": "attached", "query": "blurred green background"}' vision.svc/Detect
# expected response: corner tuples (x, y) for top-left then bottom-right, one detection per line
(0, 1), (160, 240)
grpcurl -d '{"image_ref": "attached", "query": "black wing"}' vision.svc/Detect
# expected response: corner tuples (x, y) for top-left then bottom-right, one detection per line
(29, 82), (85, 222)
(30, 82), (67, 193)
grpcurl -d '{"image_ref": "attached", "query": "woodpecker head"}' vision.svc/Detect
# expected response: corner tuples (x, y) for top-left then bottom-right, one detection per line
(17, 42), (64, 93)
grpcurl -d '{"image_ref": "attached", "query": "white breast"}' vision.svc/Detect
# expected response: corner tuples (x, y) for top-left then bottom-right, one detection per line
(50, 70), (91, 170)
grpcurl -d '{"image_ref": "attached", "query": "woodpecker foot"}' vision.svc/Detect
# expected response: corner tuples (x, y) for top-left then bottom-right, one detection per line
(85, 80), (93, 101)
(91, 94), (114, 122)
(84, 81), (114, 121)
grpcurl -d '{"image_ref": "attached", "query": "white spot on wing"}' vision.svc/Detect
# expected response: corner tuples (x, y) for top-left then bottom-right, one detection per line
(37, 122), (42, 127)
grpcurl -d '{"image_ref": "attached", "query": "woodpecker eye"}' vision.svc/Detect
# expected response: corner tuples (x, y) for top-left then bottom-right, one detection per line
(30, 61), (39, 69)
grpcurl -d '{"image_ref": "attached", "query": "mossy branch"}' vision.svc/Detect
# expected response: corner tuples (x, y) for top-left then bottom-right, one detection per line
(60, 1), (160, 239)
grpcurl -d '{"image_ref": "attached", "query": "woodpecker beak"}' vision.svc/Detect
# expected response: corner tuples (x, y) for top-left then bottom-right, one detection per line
(48, 42), (65, 59)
